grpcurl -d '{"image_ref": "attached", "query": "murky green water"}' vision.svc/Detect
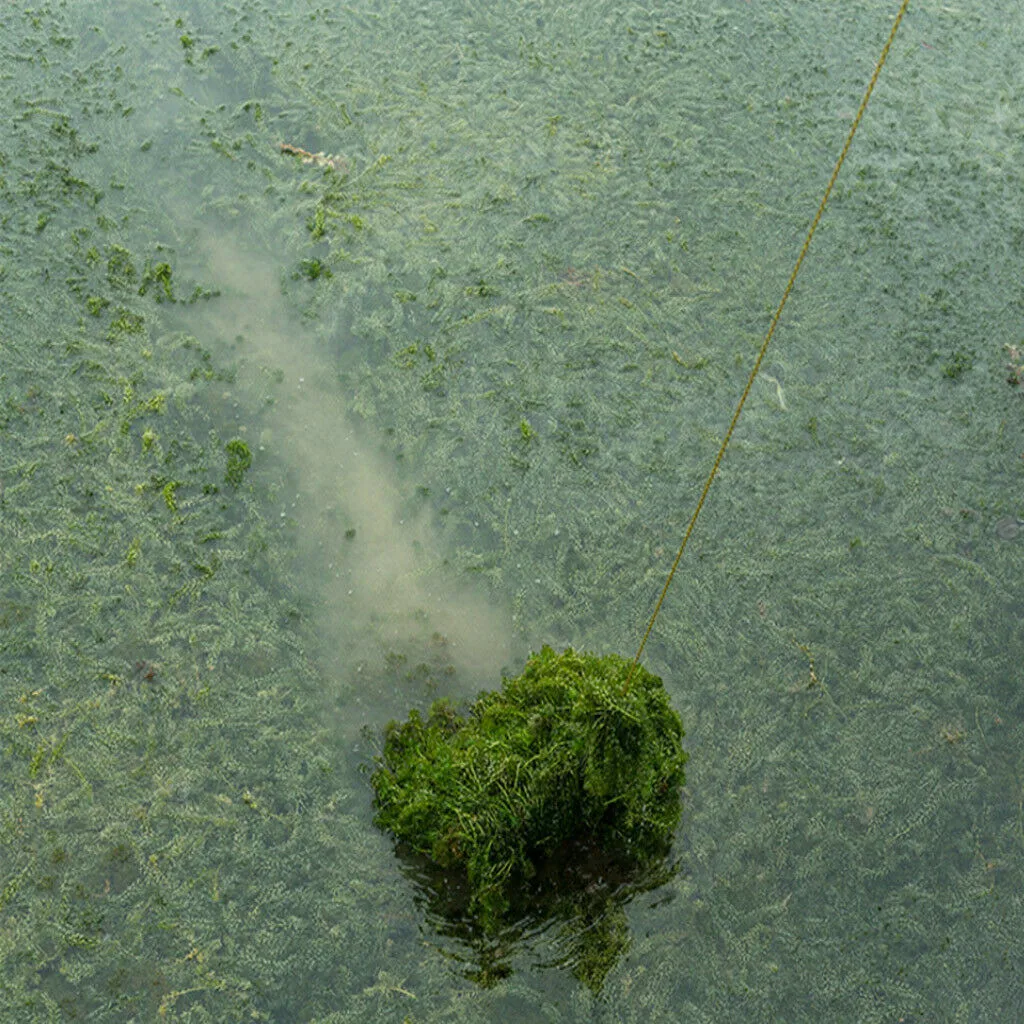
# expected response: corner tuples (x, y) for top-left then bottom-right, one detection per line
(2, 1), (1022, 1020)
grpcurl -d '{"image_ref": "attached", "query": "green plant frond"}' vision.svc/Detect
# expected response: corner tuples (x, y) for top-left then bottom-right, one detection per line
(371, 646), (686, 927)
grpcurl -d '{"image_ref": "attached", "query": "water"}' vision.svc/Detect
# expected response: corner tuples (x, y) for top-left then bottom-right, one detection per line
(1, 1), (1022, 1020)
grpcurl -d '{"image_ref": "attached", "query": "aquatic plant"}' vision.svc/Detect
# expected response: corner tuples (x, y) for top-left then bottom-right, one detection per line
(371, 646), (687, 925)
(224, 438), (252, 487)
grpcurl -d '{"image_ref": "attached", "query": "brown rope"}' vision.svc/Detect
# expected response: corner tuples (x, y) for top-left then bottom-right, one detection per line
(625, 0), (912, 689)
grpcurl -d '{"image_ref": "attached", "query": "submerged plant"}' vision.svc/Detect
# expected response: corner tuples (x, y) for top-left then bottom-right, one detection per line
(371, 646), (687, 926)
(224, 438), (252, 487)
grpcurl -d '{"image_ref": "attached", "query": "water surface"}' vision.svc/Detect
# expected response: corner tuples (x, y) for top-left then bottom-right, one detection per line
(1, 1), (1022, 1020)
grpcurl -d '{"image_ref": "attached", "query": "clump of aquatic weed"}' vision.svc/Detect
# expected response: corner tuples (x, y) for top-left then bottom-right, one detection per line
(371, 645), (687, 926)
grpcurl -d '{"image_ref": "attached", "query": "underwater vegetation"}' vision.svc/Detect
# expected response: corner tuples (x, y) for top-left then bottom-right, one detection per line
(371, 646), (687, 928)
(2, 0), (1022, 1016)
(224, 438), (252, 487)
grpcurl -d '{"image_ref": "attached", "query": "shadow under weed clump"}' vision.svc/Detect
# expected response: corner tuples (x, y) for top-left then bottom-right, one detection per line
(371, 646), (687, 936)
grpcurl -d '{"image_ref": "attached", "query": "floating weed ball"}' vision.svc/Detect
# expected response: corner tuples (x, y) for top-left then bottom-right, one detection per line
(371, 646), (687, 926)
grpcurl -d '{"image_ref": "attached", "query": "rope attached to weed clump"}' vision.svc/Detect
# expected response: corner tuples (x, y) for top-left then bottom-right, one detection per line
(626, 0), (912, 684)
(371, 646), (686, 926)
